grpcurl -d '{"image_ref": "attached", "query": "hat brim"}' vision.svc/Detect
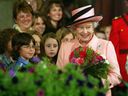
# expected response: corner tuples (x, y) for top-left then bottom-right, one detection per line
(67, 15), (103, 27)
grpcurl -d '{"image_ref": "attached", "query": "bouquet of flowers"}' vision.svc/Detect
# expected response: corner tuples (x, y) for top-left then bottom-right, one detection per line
(69, 46), (110, 79)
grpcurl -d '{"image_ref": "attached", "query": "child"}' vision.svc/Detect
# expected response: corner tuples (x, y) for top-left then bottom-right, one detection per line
(56, 27), (75, 44)
(10, 33), (35, 76)
(95, 31), (106, 40)
(28, 31), (42, 63)
(0, 28), (18, 71)
(103, 25), (111, 40)
(40, 32), (59, 64)
(32, 13), (46, 35)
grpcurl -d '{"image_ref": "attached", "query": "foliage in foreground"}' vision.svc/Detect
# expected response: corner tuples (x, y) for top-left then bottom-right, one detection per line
(0, 58), (109, 96)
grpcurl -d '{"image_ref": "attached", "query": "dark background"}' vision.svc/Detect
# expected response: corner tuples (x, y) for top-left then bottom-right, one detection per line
(0, 0), (123, 30)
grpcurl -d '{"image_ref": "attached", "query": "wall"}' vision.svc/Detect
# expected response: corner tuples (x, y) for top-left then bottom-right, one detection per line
(95, 0), (123, 26)
(0, 0), (17, 30)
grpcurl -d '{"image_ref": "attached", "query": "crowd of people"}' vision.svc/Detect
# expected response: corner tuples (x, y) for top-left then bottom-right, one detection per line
(0, 0), (128, 96)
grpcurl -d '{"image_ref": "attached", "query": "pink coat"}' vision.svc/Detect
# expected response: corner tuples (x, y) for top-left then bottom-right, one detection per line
(57, 35), (121, 96)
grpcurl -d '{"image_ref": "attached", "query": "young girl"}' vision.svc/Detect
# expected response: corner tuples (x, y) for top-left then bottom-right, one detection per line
(11, 33), (35, 74)
(40, 32), (59, 64)
(28, 31), (42, 63)
(32, 13), (46, 35)
(56, 27), (75, 44)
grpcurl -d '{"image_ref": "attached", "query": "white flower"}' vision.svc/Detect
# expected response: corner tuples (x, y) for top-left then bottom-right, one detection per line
(104, 60), (110, 64)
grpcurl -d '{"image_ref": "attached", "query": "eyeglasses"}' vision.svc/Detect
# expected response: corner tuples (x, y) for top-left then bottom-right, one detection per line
(21, 45), (36, 49)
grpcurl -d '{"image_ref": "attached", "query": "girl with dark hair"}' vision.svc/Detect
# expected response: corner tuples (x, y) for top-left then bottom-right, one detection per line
(42, 0), (65, 34)
(28, 30), (43, 63)
(40, 32), (60, 64)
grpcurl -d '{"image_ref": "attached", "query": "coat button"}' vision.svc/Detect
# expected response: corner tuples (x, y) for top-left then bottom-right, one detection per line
(120, 29), (124, 32)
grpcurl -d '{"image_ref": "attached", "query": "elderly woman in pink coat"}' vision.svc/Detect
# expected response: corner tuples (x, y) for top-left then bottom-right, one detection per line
(57, 5), (121, 96)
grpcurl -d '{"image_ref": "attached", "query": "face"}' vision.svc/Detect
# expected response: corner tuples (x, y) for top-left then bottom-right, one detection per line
(61, 33), (74, 42)
(104, 26), (111, 40)
(123, 0), (128, 12)
(44, 38), (58, 58)
(32, 34), (41, 55)
(48, 4), (63, 22)
(75, 22), (94, 43)
(19, 41), (35, 60)
(15, 11), (33, 31)
(33, 17), (46, 35)
(95, 32), (106, 40)
(124, 0), (128, 7)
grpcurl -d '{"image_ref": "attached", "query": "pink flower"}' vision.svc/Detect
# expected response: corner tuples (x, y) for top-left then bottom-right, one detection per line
(96, 55), (103, 61)
(92, 55), (104, 64)
(75, 58), (84, 65)
(70, 57), (77, 64)
(37, 89), (44, 96)
(28, 67), (35, 73)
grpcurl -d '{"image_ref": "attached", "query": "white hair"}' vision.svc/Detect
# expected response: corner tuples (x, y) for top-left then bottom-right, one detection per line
(93, 22), (99, 28)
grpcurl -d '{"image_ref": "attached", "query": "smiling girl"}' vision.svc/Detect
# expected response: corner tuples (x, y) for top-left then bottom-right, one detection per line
(42, 0), (65, 34)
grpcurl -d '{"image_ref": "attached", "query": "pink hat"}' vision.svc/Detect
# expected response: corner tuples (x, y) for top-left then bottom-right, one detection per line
(68, 5), (103, 26)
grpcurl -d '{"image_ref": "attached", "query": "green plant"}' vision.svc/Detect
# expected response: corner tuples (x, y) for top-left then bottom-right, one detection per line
(0, 57), (108, 96)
